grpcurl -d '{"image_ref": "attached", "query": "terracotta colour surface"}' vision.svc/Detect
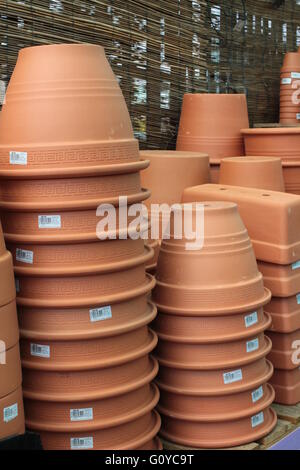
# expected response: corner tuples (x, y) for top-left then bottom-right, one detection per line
(270, 368), (300, 405)
(0, 343), (23, 399)
(266, 295), (300, 333)
(0, 387), (25, 440)
(282, 163), (300, 195)
(257, 260), (300, 297)
(267, 329), (300, 370)
(280, 52), (300, 125)
(182, 184), (300, 265)
(0, 300), (19, 349)
(242, 128), (300, 163)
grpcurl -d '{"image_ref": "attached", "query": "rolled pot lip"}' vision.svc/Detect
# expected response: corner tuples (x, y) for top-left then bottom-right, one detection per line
(183, 92), (247, 99)
(155, 312), (272, 344)
(280, 160), (300, 167)
(25, 383), (160, 433)
(220, 156), (282, 164)
(242, 127), (300, 135)
(159, 407), (277, 449)
(23, 355), (159, 402)
(155, 359), (274, 397)
(118, 410), (162, 451)
(19, 43), (105, 55)
(139, 151), (209, 159)
(13, 245), (154, 278)
(16, 272), (155, 308)
(155, 335), (272, 371)
(157, 383), (275, 423)
(20, 300), (157, 341)
(0, 159), (149, 180)
(21, 328), (158, 372)
(153, 286), (271, 316)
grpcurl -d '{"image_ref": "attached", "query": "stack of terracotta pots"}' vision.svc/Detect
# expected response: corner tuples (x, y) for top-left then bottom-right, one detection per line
(0, 44), (161, 450)
(280, 52), (300, 125)
(0, 220), (25, 441)
(176, 94), (249, 183)
(182, 184), (300, 407)
(153, 202), (276, 448)
(140, 150), (210, 273)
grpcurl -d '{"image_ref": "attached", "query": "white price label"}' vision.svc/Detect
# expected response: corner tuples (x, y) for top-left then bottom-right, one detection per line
(223, 369), (243, 384)
(16, 248), (33, 264)
(70, 408), (93, 422)
(30, 343), (50, 358)
(3, 403), (18, 423)
(292, 260), (300, 270)
(70, 437), (94, 450)
(244, 311), (258, 328)
(281, 77), (292, 85)
(38, 215), (61, 229)
(246, 338), (259, 353)
(252, 386), (264, 403)
(297, 293), (300, 305)
(9, 151), (27, 165)
(291, 72), (300, 79)
(297, 114), (300, 120)
(89, 306), (112, 323)
(251, 411), (264, 428)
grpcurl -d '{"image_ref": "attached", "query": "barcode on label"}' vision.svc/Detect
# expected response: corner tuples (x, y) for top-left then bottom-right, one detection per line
(251, 411), (264, 428)
(244, 311), (258, 328)
(30, 343), (50, 358)
(15, 279), (20, 293)
(291, 72), (300, 79)
(223, 369), (243, 384)
(70, 408), (93, 422)
(252, 385), (264, 403)
(16, 248), (33, 264)
(297, 293), (300, 305)
(281, 78), (292, 84)
(246, 338), (259, 353)
(3, 403), (18, 423)
(9, 151), (27, 165)
(70, 437), (94, 450)
(38, 215), (61, 229)
(89, 306), (112, 323)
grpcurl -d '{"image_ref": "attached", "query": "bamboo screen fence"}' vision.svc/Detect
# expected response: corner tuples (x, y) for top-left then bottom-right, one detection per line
(0, 1), (300, 149)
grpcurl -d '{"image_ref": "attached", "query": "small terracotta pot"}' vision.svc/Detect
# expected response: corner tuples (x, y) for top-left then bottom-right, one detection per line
(267, 329), (300, 370)
(154, 202), (270, 314)
(282, 162), (300, 195)
(210, 162), (220, 184)
(182, 184), (300, 265)
(219, 157), (285, 192)
(242, 128), (300, 163)
(176, 94), (249, 162)
(257, 260), (300, 297)
(0, 387), (25, 440)
(140, 150), (210, 206)
(0, 300), (19, 349)
(266, 295), (300, 333)
(0, 343), (22, 399)
(0, 249), (17, 307)
(270, 368), (300, 405)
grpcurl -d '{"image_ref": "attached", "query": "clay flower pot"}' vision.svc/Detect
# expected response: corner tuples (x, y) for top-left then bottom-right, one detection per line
(266, 296), (300, 333)
(282, 162), (300, 195)
(176, 94), (249, 163)
(0, 343), (23, 399)
(257, 260), (300, 297)
(137, 437), (163, 450)
(153, 202), (270, 314)
(0, 387), (25, 440)
(140, 150), (210, 206)
(267, 329), (300, 370)
(270, 368), (300, 405)
(0, 300), (19, 349)
(0, 44), (141, 176)
(219, 157), (285, 192)
(242, 128), (300, 163)
(0, 221), (17, 307)
(182, 184), (300, 265)
(145, 240), (160, 274)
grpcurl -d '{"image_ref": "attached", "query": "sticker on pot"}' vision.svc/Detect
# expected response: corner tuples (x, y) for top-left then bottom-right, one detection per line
(70, 408), (94, 422)
(16, 248), (34, 264)
(244, 311), (258, 328)
(15, 279), (20, 293)
(38, 215), (61, 229)
(246, 338), (259, 353)
(251, 411), (264, 428)
(252, 385), (264, 403)
(223, 369), (243, 384)
(297, 293), (300, 305)
(70, 437), (94, 450)
(291, 72), (300, 79)
(281, 77), (292, 85)
(297, 114), (300, 121)
(30, 343), (50, 358)
(3, 403), (18, 423)
(89, 306), (112, 323)
(9, 151), (27, 165)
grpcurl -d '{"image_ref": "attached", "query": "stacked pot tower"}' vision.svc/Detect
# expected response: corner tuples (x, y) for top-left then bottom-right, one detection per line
(152, 202), (276, 448)
(280, 52), (300, 125)
(0, 44), (161, 450)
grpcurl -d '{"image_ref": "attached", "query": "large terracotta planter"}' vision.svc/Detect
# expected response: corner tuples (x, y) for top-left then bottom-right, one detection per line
(219, 157), (285, 192)
(176, 94), (249, 163)
(266, 296), (300, 333)
(182, 184), (300, 265)
(270, 368), (300, 405)
(0, 300), (19, 349)
(267, 329), (300, 370)
(257, 260), (300, 297)
(242, 128), (300, 163)
(0, 387), (25, 440)
(0, 343), (22, 399)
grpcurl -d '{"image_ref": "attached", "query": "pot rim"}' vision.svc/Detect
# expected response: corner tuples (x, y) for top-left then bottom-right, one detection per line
(242, 127), (300, 135)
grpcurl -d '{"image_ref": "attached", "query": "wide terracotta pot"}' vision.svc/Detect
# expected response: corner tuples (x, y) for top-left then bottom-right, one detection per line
(219, 157), (285, 192)
(0, 387), (25, 440)
(140, 150), (210, 206)
(0, 343), (22, 398)
(182, 184), (300, 265)
(0, 300), (19, 349)
(270, 368), (300, 405)
(153, 202), (270, 314)
(257, 260), (300, 297)
(267, 329), (300, 370)
(282, 162), (300, 195)
(0, 44), (141, 176)
(242, 128), (300, 163)
(176, 94), (249, 163)
(266, 295), (300, 333)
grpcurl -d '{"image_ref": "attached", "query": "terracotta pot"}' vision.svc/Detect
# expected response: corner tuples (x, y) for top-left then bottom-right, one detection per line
(145, 240), (160, 274)
(176, 94), (249, 163)
(140, 150), (210, 206)
(30, 410), (161, 450)
(153, 202), (270, 314)
(281, 52), (300, 71)
(137, 437), (163, 450)
(0, 343), (22, 399)
(0, 44), (140, 176)
(219, 157), (285, 192)
(266, 295), (300, 333)
(0, 387), (25, 440)
(242, 128), (300, 163)
(282, 162), (300, 195)
(0, 248), (16, 307)
(159, 405), (276, 449)
(0, 300), (19, 349)
(210, 162), (220, 184)
(270, 368), (300, 405)
(182, 184), (300, 265)
(257, 260), (300, 297)
(267, 329), (300, 370)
